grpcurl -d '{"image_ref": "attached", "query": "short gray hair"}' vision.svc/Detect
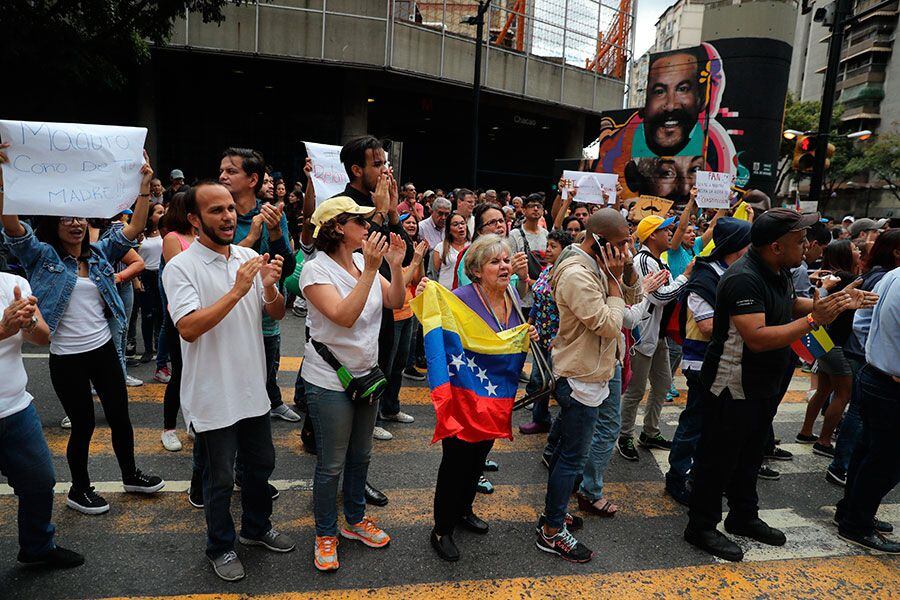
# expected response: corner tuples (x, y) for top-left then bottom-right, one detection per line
(431, 197), (452, 212)
(463, 234), (511, 283)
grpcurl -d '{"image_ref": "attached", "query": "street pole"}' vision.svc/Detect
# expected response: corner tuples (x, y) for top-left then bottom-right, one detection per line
(471, 0), (493, 189)
(808, 0), (852, 206)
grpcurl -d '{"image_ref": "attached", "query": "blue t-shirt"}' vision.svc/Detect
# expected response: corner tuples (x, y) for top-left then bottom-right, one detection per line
(666, 237), (704, 279)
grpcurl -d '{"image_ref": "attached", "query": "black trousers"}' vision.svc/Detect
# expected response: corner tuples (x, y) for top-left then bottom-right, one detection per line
(433, 437), (494, 536)
(49, 339), (136, 490)
(687, 387), (780, 532)
(162, 314), (183, 430)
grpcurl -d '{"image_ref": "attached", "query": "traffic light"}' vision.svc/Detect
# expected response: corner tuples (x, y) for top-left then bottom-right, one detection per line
(793, 135), (816, 173)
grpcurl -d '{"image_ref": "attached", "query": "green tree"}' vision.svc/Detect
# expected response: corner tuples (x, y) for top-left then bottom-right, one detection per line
(845, 131), (900, 202)
(1, 1), (250, 90)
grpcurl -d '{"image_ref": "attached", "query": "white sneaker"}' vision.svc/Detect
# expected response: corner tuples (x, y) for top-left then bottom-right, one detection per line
(382, 411), (415, 423)
(270, 404), (301, 422)
(61, 416), (71, 429)
(125, 375), (144, 387)
(161, 429), (182, 452)
(373, 426), (393, 441)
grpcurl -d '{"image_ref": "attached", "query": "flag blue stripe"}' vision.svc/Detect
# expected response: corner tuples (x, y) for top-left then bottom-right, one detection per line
(424, 327), (526, 400)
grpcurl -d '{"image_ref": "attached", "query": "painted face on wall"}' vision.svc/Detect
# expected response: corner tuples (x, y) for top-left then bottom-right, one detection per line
(643, 53), (704, 156)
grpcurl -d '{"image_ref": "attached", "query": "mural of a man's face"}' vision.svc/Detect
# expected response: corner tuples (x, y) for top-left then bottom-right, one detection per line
(629, 155), (703, 206)
(644, 53), (705, 155)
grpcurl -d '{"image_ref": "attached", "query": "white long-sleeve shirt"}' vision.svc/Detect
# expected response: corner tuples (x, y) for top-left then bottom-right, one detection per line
(632, 248), (688, 355)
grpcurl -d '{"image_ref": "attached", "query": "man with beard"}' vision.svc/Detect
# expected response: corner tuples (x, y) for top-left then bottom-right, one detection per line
(634, 49), (707, 158)
(684, 209), (878, 562)
(164, 182), (293, 581)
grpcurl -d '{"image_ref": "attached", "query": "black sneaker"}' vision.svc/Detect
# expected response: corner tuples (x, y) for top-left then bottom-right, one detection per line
(758, 465), (781, 480)
(122, 469), (165, 494)
(402, 366), (426, 381)
(832, 515), (893, 534)
(825, 466), (847, 487)
(125, 341), (136, 357)
(536, 526), (593, 563)
(813, 442), (835, 458)
(837, 530), (900, 554)
(537, 512), (584, 533)
(617, 437), (639, 461)
(684, 527), (743, 562)
(765, 447), (793, 461)
(188, 486), (204, 508)
(638, 432), (672, 450)
(795, 432), (818, 444)
(139, 351), (155, 364)
(724, 517), (786, 546)
(66, 487), (109, 515)
(17, 545), (85, 569)
(665, 478), (692, 507)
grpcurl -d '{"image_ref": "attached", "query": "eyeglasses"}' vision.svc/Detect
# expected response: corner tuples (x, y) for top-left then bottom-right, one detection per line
(60, 217), (88, 225)
(481, 218), (505, 230)
(343, 215), (368, 227)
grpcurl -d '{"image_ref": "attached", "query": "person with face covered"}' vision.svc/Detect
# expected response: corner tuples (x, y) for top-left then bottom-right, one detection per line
(0, 143), (165, 516)
(635, 50), (707, 158)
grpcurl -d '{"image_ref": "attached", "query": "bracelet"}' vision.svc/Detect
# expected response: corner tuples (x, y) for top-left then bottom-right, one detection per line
(263, 287), (279, 304)
(806, 313), (820, 331)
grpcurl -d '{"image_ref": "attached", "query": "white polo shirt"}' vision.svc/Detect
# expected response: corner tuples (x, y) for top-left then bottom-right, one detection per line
(162, 241), (270, 432)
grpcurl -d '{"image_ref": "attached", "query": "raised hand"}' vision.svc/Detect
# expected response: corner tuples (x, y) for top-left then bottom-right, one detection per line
(599, 243), (625, 280)
(140, 150), (154, 190)
(384, 232), (406, 268)
(233, 256), (264, 298)
(811, 287), (853, 326)
(260, 202), (282, 232)
(414, 277), (431, 297)
(388, 173), (399, 211)
(260, 253), (284, 288)
(511, 251), (529, 280)
(249, 213), (266, 241)
(842, 278), (879, 309)
(413, 239), (428, 262)
(363, 231), (388, 272)
(373, 174), (390, 214)
(641, 269), (670, 295)
(304, 158), (316, 204)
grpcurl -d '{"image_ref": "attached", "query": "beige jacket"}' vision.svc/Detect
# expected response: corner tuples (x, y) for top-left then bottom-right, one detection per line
(550, 247), (642, 383)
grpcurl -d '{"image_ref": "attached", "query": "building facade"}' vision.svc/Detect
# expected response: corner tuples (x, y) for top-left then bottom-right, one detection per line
(655, 0), (706, 52)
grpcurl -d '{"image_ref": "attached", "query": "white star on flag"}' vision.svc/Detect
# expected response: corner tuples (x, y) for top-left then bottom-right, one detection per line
(450, 353), (465, 372)
(485, 381), (498, 396)
(475, 367), (488, 383)
(466, 356), (477, 370)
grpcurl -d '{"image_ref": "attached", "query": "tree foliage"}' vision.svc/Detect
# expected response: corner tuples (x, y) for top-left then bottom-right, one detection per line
(845, 131), (900, 201)
(1, 1), (249, 90)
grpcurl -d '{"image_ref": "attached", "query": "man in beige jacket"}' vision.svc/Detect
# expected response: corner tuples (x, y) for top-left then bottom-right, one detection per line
(536, 209), (641, 563)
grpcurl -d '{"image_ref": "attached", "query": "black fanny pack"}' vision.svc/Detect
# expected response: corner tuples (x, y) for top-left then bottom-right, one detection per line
(311, 338), (387, 406)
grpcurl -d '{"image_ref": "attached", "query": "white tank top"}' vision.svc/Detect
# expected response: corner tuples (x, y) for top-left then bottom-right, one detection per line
(51, 276), (112, 355)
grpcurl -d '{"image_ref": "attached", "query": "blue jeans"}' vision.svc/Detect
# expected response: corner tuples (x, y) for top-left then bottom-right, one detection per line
(543, 377), (600, 529)
(263, 334), (283, 409)
(305, 381), (378, 536)
(836, 364), (900, 536)
(666, 368), (704, 484)
(0, 403), (57, 556)
(155, 316), (170, 369)
(578, 364), (622, 501)
(829, 355), (865, 476)
(195, 413), (274, 559)
(381, 317), (413, 418)
(111, 281), (134, 374)
(527, 352), (554, 426)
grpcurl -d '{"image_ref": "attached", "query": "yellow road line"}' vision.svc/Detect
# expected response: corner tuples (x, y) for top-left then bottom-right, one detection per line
(97, 555), (899, 599)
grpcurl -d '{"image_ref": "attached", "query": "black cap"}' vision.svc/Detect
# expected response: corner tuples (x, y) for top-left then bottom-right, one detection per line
(750, 208), (821, 246)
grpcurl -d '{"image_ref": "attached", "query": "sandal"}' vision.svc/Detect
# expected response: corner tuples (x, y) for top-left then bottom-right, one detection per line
(576, 493), (618, 517)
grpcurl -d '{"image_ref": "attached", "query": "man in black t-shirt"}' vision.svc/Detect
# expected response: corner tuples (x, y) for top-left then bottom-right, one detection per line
(684, 209), (878, 562)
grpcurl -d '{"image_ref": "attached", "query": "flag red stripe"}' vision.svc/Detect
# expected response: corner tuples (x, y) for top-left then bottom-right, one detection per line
(430, 382), (514, 444)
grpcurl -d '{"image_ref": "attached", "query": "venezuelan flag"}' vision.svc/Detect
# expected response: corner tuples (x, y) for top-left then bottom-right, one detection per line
(410, 281), (530, 444)
(790, 328), (835, 363)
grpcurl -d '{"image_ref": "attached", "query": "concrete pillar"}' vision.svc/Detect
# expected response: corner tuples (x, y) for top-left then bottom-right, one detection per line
(563, 113), (586, 159)
(340, 74), (369, 143)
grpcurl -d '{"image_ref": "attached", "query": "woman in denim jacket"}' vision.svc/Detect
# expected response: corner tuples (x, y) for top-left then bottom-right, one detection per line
(0, 144), (165, 515)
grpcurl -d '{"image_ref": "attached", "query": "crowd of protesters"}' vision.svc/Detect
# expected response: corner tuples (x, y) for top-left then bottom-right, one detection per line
(0, 134), (896, 580)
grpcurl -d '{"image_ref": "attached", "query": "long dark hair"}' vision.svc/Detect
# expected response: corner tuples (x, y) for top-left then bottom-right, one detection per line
(160, 191), (193, 236)
(145, 202), (164, 235)
(440, 210), (469, 265)
(864, 228), (899, 271)
(822, 239), (856, 274)
(35, 217), (91, 260)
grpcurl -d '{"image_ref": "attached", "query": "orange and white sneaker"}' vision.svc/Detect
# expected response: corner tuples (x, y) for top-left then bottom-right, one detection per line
(314, 536), (339, 572)
(340, 516), (391, 548)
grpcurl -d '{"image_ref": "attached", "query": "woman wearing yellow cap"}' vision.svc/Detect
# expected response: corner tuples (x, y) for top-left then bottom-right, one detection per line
(299, 196), (407, 572)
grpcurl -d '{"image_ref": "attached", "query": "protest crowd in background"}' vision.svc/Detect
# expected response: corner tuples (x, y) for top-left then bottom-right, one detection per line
(0, 132), (897, 581)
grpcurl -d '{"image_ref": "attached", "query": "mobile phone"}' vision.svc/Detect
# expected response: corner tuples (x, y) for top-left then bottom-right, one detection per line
(591, 233), (610, 255)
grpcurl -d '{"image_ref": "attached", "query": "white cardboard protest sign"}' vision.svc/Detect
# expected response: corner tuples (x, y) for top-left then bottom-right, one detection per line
(695, 170), (734, 209)
(0, 120), (147, 218)
(562, 170), (617, 205)
(304, 141), (349, 204)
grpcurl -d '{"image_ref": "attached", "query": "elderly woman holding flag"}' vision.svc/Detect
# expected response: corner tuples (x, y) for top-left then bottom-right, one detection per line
(413, 233), (538, 562)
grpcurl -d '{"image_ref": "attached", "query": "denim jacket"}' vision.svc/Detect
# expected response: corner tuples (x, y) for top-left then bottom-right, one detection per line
(2, 222), (136, 335)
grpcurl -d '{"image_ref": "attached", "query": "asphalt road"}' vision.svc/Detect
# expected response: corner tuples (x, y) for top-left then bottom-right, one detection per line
(1, 312), (897, 599)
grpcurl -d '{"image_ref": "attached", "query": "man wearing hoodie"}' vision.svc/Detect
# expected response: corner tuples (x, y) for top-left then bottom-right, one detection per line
(536, 209), (642, 563)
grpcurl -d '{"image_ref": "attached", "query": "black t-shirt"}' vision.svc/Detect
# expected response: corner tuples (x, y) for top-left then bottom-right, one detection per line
(701, 248), (797, 400)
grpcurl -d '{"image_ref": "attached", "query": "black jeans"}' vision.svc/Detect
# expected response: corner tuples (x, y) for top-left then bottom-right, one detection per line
(139, 270), (163, 355)
(687, 387), (779, 532)
(433, 437), (494, 535)
(162, 314), (183, 430)
(263, 334), (283, 410)
(49, 339), (136, 490)
(195, 413), (275, 558)
(836, 364), (900, 536)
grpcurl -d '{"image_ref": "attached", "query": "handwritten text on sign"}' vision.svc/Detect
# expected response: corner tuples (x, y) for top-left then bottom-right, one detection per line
(0, 120), (147, 218)
(695, 170), (734, 209)
(304, 141), (349, 204)
(561, 170), (618, 205)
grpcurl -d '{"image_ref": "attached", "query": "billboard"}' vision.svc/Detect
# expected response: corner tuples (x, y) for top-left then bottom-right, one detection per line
(589, 38), (793, 208)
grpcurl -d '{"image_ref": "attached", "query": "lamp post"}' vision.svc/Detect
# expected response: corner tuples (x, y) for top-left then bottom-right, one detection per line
(464, 0), (494, 189)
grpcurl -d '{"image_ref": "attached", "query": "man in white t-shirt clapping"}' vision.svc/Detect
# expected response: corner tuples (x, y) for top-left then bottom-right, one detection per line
(163, 182), (293, 582)
(0, 272), (84, 568)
